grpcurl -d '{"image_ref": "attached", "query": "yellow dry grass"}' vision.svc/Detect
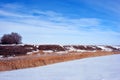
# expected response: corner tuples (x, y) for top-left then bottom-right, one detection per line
(0, 51), (119, 71)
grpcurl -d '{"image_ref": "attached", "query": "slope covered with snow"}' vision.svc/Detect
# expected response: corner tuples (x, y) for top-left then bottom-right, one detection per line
(0, 54), (120, 80)
(0, 45), (120, 58)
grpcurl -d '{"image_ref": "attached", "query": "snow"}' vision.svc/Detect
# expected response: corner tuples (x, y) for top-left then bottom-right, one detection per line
(76, 50), (96, 52)
(0, 55), (3, 58)
(7, 56), (14, 58)
(36, 45), (39, 48)
(0, 44), (25, 46)
(65, 46), (96, 52)
(56, 51), (68, 55)
(0, 54), (120, 80)
(97, 46), (112, 51)
(112, 46), (120, 49)
(65, 46), (86, 52)
(66, 46), (76, 51)
(27, 50), (39, 55)
(43, 50), (54, 53)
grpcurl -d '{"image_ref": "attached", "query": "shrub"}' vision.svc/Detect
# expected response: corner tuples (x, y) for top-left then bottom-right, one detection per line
(38, 45), (65, 51)
(0, 45), (37, 57)
(1, 32), (22, 44)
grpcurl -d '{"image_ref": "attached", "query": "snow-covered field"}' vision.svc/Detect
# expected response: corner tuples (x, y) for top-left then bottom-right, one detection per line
(0, 54), (120, 80)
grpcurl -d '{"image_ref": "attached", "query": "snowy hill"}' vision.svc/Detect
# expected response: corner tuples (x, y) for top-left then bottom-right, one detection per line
(63, 45), (120, 52)
(0, 44), (120, 58)
(0, 54), (120, 80)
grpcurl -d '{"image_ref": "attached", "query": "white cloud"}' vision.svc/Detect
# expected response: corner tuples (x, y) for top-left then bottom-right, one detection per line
(0, 19), (119, 45)
(33, 10), (62, 17)
(69, 18), (101, 27)
(0, 9), (23, 17)
(0, 3), (23, 10)
(80, 0), (120, 15)
(0, 8), (102, 31)
(0, 3), (119, 45)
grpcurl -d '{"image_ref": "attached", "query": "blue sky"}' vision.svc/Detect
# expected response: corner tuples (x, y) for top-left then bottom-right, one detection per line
(0, 0), (120, 45)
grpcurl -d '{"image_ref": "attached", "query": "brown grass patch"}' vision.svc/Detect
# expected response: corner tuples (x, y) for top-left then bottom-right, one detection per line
(0, 51), (120, 71)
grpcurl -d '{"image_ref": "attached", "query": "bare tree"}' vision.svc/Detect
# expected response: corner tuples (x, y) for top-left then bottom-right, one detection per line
(1, 32), (22, 44)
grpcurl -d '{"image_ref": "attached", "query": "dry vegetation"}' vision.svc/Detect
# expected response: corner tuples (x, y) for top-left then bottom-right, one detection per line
(0, 50), (119, 71)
